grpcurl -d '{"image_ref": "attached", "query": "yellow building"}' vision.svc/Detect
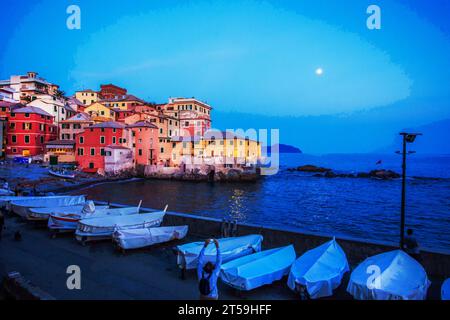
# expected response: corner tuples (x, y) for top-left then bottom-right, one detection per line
(75, 90), (99, 106)
(171, 130), (261, 167)
(84, 102), (116, 120)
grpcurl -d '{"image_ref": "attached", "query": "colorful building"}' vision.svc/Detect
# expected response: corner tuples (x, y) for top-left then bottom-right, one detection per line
(84, 102), (116, 120)
(104, 145), (133, 174)
(75, 121), (129, 173)
(0, 72), (59, 102)
(100, 84), (127, 100)
(60, 112), (94, 140)
(101, 95), (145, 111)
(44, 140), (76, 163)
(127, 121), (159, 166)
(75, 89), (99, 106)
(159, 97), (212, 137)
(6, 106), (57, 157)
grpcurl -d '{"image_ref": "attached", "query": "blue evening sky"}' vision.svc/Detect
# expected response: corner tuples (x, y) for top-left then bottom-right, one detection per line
(1, 0), (449, 153)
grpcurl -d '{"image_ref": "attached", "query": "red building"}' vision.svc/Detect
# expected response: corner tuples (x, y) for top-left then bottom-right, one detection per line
(6, 106), (57, 157)
(75, 121), (129, 173)
(100, 84), (127, 100)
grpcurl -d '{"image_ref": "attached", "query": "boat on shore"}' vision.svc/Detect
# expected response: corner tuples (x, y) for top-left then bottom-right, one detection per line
(346, 250), (430, 300)
(48, 203), (142, 234)
(176, 234), (263, 270)
(220, 245), (296, 291)
(75, 205), (167, 244)
(10, 195), (86, 218)
(48, 168), (75, 179)
(287, 239), (349, 299)
(1, 195), (70, 209)
(113, 225), (189, 251)
(27, 202), (109, 222)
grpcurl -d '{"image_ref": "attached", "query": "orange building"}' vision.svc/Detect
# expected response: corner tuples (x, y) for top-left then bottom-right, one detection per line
(127, 121), (159, 166)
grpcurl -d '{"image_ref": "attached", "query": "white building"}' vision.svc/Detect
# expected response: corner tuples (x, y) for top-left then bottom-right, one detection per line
(104, 145), (133, 175)
(27, 97), (75, 124)
(0, 72), (59, 101)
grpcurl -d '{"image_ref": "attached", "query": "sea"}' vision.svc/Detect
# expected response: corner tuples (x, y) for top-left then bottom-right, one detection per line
(71, 153), (450, 253)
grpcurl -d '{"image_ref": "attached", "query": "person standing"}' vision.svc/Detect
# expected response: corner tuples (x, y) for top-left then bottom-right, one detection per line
(197, 239), (222, 300)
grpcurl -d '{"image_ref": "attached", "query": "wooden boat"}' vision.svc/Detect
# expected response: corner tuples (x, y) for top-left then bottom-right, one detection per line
(27, 203), (109, 222)
(48, 168), (75, 179)
(75, 205), (167, 244)
(220, 245), (296, 291)
(287, 239), (349, 299)
(10, 195), (86, 218)
(176, 234), (263, 270)
(113, 225), (189, 251)
(48, 205), (141, 234)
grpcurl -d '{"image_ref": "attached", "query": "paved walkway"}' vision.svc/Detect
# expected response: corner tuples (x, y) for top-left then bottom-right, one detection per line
(0, 214), (443, 300)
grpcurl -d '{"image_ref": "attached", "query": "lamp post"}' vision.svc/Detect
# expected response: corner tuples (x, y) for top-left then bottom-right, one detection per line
(397, 132), (422, 250)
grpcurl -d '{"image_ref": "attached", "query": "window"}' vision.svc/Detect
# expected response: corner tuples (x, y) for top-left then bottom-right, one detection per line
(185, 121), (189, 127)
(101, 148), (105, 156)
(89, 163), (94, 169)
(90, 148), (95, 156)
(11, 135), (17, 143)
(12, 148), (17, 153)
(9, 123), (15, 129)
(24, 135), (30, 144)
(40, 136), (44, 144)
(159, 128), (163, 134)
(79, 136), (84, 144)
(78, 148), (84, 156)
(220, 140), (224, 145)
(10, 112), (15, 117)
(54, 106), (57, 112)
(160, 147), (164, 153)
(100, 136), (105, 144)
(138, 149), (142, 156)
(112, 137), (116, 144)
(25, 113), (30, 117)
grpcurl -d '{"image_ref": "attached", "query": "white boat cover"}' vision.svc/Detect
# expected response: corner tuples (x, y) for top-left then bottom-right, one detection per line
(220, 245), (296, 291)
(49, 206), (140, 231)
(442, 278), (450, 300)
(176, 234), (263, 270)
(287, 239), (349, 299)
(11, 195), (86, 217)
(0, 188), (14, 196)
(0, 195), (74, 209)
(76, 211), (165, 238)
(113, 225), (189, 249)
(347, 250), (431, 300)
(28, 202), (109, 220)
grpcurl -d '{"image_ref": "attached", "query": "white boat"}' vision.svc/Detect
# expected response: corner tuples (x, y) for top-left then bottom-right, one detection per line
(113, 225), (189, 250)
(0, 195), (72, 210)
(176, 234), (263, 270)
(347, 250), (430, 300)
(28, 203), (109, 221)
(75, 206), (167, 243)
(10, 195), (86, 218)
(49, 204), (141, 233)
(287, 239), (349, 299)
(48, 168), (75, 179)
(442, 278), (450, 300)
(220, 245), (296, 291)
(0, 188), (14, 196)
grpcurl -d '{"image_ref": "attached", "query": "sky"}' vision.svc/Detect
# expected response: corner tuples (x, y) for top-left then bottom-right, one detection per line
(1, 0), (449, 153)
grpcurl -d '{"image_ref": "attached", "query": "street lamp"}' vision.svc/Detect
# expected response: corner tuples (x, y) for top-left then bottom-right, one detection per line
(397, 132), (422, 250)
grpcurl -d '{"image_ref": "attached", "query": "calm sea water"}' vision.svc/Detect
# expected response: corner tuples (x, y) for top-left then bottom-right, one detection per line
(72, 153), (450, 253)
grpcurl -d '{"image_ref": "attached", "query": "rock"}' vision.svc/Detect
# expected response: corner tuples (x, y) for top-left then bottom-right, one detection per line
(368, 169), (400, 180)
(324, 171), (337, 178)
(292, 165), (332, 173)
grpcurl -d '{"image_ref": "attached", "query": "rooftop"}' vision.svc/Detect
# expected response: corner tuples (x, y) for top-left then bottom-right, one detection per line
(45, 139), (76, 146)
(13, 106), (52, 117)
(62, 112), (93, 123)
(90, 121), (125, 129)
(126, 121), (158, 129)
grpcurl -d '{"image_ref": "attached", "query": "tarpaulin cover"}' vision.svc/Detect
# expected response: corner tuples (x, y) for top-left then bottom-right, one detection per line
(10, 195), (86, 217)
(442, 278), (450, 300)
(76, 211), (165, 237)
(48, 206), (140, 231)
(347, 250), (430, 300)
(220, 245), (296, 291)
(113, 225), (189, 249)
(0, 195), (76, 209)
(177, 235), (263, 270)
(287, 239), (349, 299)
(29, 204), (109, 220)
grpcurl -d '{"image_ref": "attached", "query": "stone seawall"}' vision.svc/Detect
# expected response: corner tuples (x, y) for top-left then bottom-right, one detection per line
(99, 201), (450, 279)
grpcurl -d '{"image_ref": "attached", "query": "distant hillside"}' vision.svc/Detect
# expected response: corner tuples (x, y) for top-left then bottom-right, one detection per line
(265, 144), (302, 154)
(378, 118), (450, 154)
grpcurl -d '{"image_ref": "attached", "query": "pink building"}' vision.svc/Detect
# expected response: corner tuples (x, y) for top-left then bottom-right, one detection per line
(127, 121), (159, 166)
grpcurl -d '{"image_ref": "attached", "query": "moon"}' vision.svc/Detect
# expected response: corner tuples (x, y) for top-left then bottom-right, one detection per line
(315, 68), (324, 76)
